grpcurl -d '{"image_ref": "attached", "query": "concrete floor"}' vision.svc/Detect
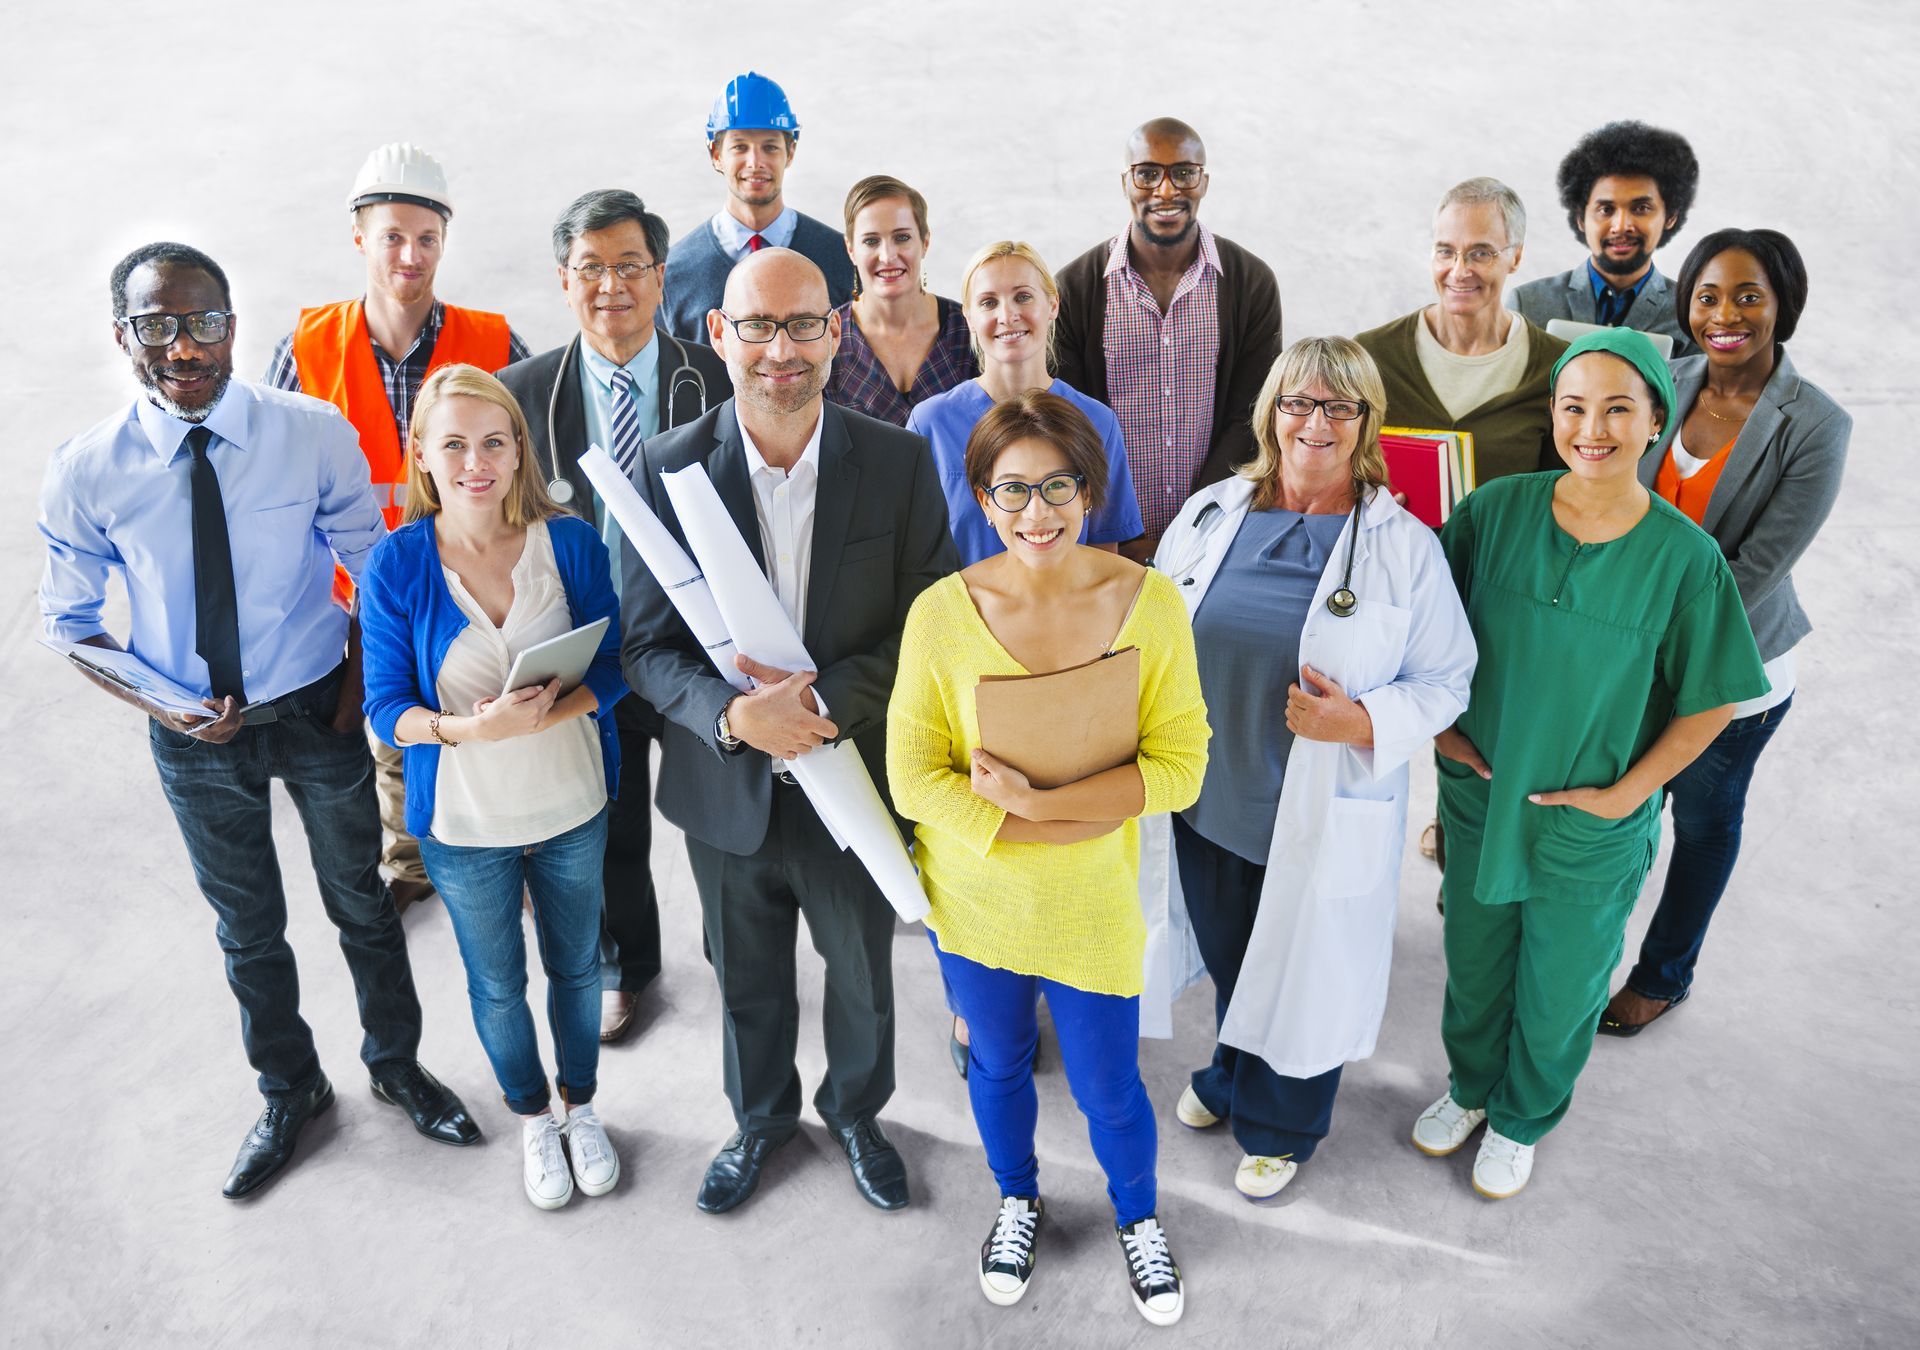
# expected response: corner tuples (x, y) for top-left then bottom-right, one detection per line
(4, 2), (1917, 1346)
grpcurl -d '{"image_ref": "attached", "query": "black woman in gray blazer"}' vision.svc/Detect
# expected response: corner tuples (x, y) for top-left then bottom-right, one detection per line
(1602, 228), (1849, 1037)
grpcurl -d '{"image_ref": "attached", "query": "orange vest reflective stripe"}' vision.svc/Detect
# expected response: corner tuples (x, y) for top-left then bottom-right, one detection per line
(291, 299), (511, 602)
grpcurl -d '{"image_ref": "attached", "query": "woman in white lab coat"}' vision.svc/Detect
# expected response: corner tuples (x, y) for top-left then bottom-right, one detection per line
(1143, 336), (1476, 1199)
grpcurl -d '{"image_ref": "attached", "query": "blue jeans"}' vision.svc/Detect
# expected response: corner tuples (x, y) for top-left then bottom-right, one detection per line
(148, 696), (423, 1099)
(1172, 814), (1343, 1161)
(1627, 695), (1792, 1002)
(932, 932), (1158, 1226)
(419, 807), (607, 1114)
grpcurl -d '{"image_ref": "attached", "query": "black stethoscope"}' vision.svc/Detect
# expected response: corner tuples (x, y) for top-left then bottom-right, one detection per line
(1176, 497), (1365, 617)
(542, 333), (710, 505)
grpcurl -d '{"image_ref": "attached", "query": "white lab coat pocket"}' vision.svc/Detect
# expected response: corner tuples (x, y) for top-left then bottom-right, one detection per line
(1307, 601), (1411, 697)
(1310, 796), (1401, 899)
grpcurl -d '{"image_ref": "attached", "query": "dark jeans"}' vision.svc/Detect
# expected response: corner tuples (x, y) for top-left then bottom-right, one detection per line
(148, 700), (422, 1100)
(683, 781), (896, 1138)
(420, 807), (607, 1114)
(599, 696), (661, 994)
(1627, 695), (1793, 1002)
(1172, 814), (1343, 1161)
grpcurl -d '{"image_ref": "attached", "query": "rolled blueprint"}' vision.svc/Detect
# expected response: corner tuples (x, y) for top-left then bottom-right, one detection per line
(577, 447), (930, 922)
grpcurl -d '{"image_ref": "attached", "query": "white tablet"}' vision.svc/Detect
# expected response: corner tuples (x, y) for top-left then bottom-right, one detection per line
(499, 617), (612, 699)
(1545, 318), (1674, 359)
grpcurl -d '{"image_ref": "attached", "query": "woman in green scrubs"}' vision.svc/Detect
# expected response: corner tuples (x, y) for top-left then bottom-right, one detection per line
(1410, 328), (1769, 1200)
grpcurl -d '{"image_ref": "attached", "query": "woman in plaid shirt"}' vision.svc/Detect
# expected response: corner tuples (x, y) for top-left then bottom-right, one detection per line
(824, 174), (976, 426)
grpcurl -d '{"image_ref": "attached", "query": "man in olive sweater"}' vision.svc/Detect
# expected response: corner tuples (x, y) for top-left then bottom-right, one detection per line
(1054, 117), (1282, 559)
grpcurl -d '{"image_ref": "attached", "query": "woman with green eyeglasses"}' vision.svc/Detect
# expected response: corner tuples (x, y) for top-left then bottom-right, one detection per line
(1356, 176), (1570, 485)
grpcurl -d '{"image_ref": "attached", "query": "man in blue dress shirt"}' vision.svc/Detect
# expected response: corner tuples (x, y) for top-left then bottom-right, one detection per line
(37, 242), (479, 1199)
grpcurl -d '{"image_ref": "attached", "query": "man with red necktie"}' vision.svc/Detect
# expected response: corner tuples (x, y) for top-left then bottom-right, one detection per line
(658, 71), (857, 345)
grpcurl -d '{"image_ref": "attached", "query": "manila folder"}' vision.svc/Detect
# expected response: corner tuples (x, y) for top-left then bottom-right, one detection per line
(974, 646), (1141, 790)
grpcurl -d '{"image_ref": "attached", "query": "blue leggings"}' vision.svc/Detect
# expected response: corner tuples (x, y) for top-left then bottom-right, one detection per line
(932, 932), (1158, 1226)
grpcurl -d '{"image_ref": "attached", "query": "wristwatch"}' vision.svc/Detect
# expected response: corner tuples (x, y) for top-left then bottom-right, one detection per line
(715, 699), (742, 752)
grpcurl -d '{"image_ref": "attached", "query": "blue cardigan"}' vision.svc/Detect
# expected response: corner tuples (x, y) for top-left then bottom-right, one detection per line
(360, 513), (627, 840)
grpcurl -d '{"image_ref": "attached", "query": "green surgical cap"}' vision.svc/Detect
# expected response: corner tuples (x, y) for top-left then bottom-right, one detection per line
(1549, 327), (1677, 426)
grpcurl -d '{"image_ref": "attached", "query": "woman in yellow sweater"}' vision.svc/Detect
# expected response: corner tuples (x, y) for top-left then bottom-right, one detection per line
(888, 390), (1209, 1326)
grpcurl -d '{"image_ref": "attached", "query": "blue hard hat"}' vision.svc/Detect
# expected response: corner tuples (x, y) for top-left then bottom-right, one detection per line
(705, 71), (801, 143)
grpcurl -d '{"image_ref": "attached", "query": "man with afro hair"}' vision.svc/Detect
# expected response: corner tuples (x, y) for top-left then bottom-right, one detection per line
(1510, 121), (1700, 354)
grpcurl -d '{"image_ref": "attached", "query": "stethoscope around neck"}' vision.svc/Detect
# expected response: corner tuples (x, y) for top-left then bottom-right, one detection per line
(1174, 496), (1365, 618)
(542, 333), (710, 504)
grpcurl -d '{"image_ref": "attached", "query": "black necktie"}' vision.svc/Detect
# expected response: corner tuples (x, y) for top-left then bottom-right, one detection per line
(186, 425), (246, 702)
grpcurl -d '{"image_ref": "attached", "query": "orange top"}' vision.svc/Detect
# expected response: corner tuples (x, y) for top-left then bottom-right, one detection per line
(1654, 434), (1737, 526)
(291, 299), (511, 602)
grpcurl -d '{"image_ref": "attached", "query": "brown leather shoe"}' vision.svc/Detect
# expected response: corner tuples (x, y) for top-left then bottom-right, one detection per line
(389, 879), (435, 914)
(600, 990), (639, 1043)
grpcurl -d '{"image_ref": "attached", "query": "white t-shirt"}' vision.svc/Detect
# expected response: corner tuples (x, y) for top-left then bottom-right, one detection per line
(431, 519), (607, 847)
(1415, 309), (1531, 422)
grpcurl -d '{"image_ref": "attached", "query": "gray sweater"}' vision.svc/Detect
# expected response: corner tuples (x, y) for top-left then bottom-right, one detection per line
(658, 210), (857, 346)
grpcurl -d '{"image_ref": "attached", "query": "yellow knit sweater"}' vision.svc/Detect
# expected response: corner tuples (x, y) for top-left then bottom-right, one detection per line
(886, 569), (1210, 995)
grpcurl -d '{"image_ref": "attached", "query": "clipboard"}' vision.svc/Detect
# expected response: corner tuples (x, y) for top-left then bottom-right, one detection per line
(975, 646), (1141, 789)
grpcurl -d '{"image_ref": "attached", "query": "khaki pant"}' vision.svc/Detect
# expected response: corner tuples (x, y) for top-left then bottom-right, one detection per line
(367, 721), (427, 884)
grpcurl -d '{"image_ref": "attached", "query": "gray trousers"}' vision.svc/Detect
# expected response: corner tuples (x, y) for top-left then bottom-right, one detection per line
(683, 779), (897, 1139)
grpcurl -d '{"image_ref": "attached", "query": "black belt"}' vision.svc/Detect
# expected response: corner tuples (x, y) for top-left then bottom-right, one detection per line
(241, 662), (347, 726)
(773, 769), (800, 788)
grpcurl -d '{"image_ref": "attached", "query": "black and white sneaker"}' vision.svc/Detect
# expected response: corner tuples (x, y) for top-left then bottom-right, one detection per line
(978, 1195), (1044, 1306)
(1116, 1215), (1184, 1326)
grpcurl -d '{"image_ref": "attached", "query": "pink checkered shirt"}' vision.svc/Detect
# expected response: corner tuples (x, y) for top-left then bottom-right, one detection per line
(1101, 223), (1222, 539)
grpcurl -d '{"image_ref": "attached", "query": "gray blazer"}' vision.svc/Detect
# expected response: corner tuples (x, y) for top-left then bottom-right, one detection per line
(1509, 263), (1693, 356)
(1639, 349), (1851, 661)
(618, 398), (958, 855)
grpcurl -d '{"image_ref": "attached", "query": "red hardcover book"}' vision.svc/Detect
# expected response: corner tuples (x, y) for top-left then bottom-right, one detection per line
(1380, 432), (1453, 528)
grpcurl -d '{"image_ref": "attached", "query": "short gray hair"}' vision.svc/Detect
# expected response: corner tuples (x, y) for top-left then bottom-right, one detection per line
(550, 189), (670, 268)
(1433, 176), (1526, 247)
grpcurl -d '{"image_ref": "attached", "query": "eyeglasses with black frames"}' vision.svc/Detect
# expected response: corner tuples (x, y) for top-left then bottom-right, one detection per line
(1128, 162), (1206, 191)
(1275, 395), (1368, 421)
(119, 310), (234, 347)
(985, 473), (1085, 513)
(716, 312), (830, 343)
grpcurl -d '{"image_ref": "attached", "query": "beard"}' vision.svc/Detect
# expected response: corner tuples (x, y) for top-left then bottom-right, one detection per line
(1136, 204), (1197, 249)
(739, 358), (827, 415)
(1594, 239), (1651, 277)
(139, 363), (231, 423)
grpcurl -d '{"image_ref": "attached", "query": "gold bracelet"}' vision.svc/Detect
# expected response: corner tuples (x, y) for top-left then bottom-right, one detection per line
(429, 710), (459, 747)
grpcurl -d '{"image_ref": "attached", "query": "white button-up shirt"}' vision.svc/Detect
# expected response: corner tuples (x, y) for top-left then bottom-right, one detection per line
(736, 402), (823, 771)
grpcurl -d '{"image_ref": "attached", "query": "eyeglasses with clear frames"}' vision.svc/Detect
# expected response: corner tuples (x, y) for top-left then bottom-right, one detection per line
(118, 310), (234, 347)
(985, 473), (1085, 513)
(1432, 243), (1515, 269)
(716, 313), (831, 343)
(1128, 162), (1206, 191)
(570, 260), (663, 284)
(1276, 395), (1368, 421)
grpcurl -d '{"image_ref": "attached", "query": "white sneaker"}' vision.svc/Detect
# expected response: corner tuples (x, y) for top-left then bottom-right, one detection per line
(1116, 1216), (1184, 1327)
(522, 1113), (573, 1210)
(1174, 1085), (1220, 1130)
(1233, 1153), (1297, 1200)
(1411, 1092), (1487, 1157)
(978, 1195), (1044, 1306)
(1472, 1129), (1534, 1199)
(564, 1103), (621, 1197)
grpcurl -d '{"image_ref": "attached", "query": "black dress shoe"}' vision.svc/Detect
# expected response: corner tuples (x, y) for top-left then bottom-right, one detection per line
(369, 1060), (481, 1146)
(834, 1117), (910, 1211)
(696, 1130), (788, 1214)
(223, 1074), (335, 1200)
(950, 1019), (970, 1080)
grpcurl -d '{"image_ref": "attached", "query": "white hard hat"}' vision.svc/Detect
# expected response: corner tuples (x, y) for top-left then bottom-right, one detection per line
(347, 142), (453, 219)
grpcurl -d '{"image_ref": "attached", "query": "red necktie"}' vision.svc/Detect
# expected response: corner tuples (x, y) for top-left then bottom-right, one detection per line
(748, 233), (767, 253)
